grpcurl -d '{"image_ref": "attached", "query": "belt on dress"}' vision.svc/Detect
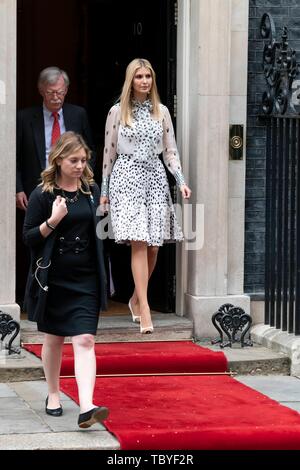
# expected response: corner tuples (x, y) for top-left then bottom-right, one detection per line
(56, 237), (90, 255)
(118, 153), (160, 158)
(117, 154), (162, 168)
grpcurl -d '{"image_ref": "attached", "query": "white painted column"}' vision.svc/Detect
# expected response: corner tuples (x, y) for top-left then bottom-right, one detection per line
(183, 0), (250, 338)
(228, 0), (249, 295)
(176, 0), (190, 315)
(0, 0), (20, 340)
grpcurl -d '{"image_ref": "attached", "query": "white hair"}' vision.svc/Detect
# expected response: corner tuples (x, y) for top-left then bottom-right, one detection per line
(38, 67), (70, 89)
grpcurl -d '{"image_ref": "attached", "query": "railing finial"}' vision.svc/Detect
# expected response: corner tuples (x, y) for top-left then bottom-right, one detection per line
(260, 13), (299, 116)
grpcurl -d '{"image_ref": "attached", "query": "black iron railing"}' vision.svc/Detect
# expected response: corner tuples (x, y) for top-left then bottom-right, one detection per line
(211, 304), (253, 348)
(0, 312), (20, 354)
(261, 13), (300, 335)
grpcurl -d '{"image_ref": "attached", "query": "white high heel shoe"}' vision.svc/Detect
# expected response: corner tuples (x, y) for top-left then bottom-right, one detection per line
(140, 308), (154, 334)
(140, 323), (154, 334)
(128, 299), (141, 323)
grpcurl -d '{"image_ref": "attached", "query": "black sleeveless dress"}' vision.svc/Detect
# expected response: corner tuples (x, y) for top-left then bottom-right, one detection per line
(37, 190), (99, 336)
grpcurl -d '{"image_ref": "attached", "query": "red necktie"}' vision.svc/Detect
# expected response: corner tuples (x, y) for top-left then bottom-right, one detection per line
(51, 112), (61, 146)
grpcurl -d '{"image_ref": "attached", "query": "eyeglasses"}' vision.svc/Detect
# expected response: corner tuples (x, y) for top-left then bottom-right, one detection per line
(45, 89), (67, 97)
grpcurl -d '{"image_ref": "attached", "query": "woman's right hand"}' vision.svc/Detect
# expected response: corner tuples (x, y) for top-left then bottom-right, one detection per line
(49, 196), (68, 226)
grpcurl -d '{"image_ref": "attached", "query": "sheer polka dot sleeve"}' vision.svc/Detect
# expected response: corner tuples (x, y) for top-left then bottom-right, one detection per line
(162, 106), (186, 187)
(101, 105), (120, 197)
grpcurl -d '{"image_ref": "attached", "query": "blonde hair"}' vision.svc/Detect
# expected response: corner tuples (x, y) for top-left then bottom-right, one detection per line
(41, 131), (94, 193)
(120, 58), (162, 126)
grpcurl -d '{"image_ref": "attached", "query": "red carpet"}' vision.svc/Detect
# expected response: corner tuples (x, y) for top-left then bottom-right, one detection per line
(23, 340), (228, 375)
(60, 375), (300, 450)
(23, 341), (300, 449)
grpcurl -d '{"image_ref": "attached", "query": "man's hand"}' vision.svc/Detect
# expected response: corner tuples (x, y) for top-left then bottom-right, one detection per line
(16, 192), (28, 211)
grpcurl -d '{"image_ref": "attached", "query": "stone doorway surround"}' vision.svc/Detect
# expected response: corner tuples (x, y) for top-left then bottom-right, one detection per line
(0, 0), (20, 345)
(0, 0), (252, 345)
(176, 0), (251, 338)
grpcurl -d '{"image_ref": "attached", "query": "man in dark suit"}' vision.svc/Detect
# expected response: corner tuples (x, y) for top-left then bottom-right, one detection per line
(16, 66), (95, 209)
(16, 66), (96, 304)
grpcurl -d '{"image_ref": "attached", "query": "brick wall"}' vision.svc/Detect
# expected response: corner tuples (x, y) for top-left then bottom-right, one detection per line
(245, 0), (300, 294)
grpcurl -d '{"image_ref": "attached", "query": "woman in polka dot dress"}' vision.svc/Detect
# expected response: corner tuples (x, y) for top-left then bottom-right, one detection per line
(100, 58), (191, 334)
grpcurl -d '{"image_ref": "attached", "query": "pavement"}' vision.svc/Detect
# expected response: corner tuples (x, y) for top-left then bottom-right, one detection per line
(0, 380), (119, 450)
(0, 317), (300, 450)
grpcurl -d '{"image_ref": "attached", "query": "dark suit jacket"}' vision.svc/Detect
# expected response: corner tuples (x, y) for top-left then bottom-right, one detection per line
(17, 103), (96, 196)
(23, 183), (107, 323)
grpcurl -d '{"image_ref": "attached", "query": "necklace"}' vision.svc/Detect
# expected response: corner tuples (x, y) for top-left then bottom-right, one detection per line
(61, 188), (80, 204)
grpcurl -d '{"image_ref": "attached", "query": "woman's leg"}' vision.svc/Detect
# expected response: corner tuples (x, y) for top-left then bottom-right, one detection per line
(147, 245), (159, 278)
(72, 334), (97, 413)
(41, 334), (64, 408)
(130, 246), (159, 316)
(130, 241), (153, 329)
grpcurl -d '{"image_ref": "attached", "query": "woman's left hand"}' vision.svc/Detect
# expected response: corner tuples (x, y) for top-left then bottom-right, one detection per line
(180, 184), (192, 199)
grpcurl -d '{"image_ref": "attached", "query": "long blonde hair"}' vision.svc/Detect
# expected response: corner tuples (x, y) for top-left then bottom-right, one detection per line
(120, 58), (162, 126)
(41, 131), (94, 193)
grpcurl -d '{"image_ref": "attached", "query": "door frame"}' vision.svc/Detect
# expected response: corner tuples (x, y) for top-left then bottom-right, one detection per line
(175, 0), (190, 316)
(13, 0), (190, 317)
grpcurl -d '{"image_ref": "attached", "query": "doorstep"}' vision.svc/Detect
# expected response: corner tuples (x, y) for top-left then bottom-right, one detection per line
(20, 313), (194, 344)
(1, 316), (291, 382)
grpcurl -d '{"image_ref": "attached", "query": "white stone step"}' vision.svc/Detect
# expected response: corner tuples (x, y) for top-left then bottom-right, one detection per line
(20, 313), (194, 344)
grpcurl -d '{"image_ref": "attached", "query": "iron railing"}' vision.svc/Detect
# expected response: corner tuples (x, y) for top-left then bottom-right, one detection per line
(261, 13), (300, 335)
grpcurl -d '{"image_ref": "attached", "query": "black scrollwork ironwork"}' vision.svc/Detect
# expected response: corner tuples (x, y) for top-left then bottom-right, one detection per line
(0, 311), (20, 355)
(211, 304), (253, 348)
(260, 13), (299, 115)
(211, 304), (234, 345)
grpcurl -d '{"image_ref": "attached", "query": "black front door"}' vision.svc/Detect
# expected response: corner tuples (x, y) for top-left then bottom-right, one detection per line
(84, 0), (178, 312)
(17, 0), (177, 312)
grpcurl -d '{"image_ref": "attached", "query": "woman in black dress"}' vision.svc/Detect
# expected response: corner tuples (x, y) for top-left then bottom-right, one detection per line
(23, 131), (109, 428)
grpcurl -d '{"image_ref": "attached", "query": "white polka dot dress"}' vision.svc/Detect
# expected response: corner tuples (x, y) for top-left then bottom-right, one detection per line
(101, 100), (186, 246)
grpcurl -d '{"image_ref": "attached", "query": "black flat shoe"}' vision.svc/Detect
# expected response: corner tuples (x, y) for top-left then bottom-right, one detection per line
(45, 396), (63, 417)
(78, 406), (109, 429)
